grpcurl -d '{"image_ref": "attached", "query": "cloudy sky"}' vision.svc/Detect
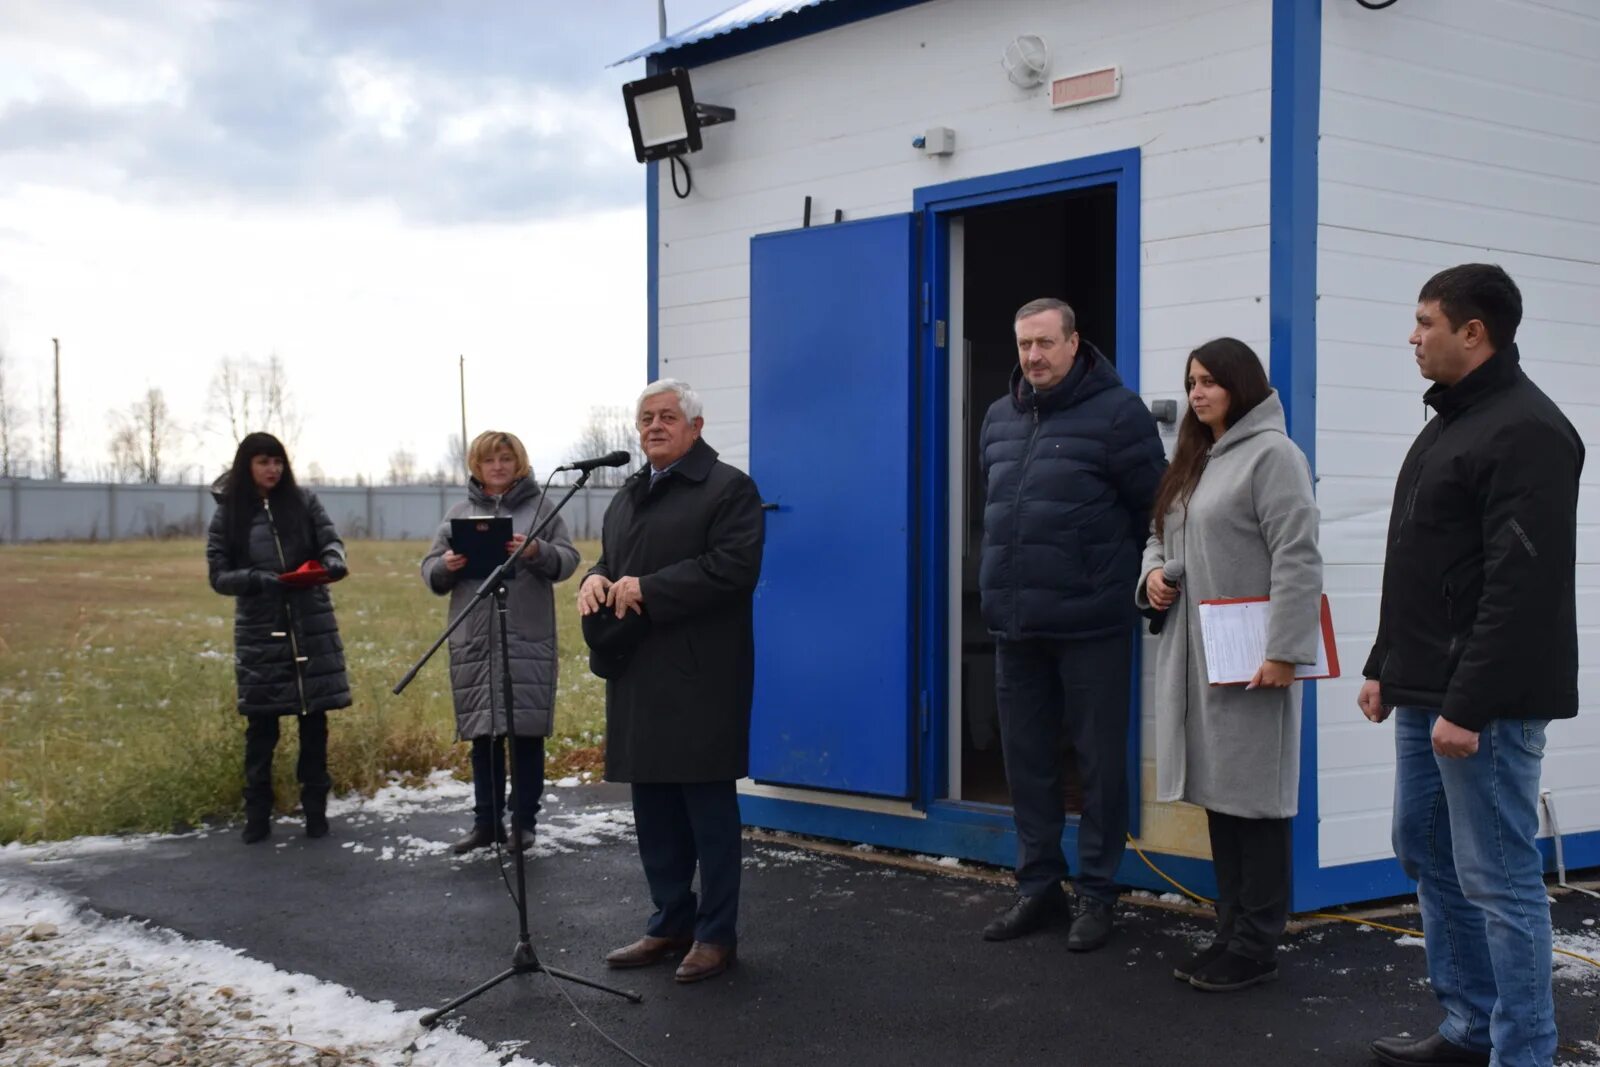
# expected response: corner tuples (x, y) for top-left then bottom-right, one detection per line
(0, 0), (731, 482)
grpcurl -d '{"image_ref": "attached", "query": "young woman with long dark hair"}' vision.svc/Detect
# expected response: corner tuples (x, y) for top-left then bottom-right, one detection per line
(206, 432), (351, 843)
(1136, 338), (1322, 992)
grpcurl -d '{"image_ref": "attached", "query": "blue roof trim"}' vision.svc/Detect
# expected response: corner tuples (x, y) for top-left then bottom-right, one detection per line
(615, 0), (933, 68)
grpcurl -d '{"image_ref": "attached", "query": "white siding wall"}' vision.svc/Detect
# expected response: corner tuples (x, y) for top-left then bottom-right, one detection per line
(658, 0), (1274, 855)
(658, 0), (1275, 462)
(1316, 0), (1600, 866)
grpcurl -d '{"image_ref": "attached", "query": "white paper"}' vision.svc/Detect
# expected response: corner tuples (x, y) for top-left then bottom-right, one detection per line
(1196, 598), (1331, 686)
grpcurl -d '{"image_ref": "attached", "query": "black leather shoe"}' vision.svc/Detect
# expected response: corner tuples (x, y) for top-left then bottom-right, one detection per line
(1370, 1032), (1490, 1066)
(1066, 897), (1114, 952)
(1173, 942), (1228, 981)
(451, 825), (504, 855)
(1189, 949), (1277, 991)
(241, 819), (271, 845)
(982, 884), (1069, 941)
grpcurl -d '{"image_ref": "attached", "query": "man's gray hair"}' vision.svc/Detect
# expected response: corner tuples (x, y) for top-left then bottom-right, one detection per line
(636, 378), (704, 422)
(1014, 297), (1077, 336)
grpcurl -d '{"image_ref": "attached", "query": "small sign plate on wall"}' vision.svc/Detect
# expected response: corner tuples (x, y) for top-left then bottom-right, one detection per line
(1051, 65), (1121, 109)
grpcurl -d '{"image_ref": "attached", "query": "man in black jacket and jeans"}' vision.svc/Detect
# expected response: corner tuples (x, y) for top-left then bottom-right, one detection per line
(978, 298), (1166, 950)
(1360, 265), (1582, 1067)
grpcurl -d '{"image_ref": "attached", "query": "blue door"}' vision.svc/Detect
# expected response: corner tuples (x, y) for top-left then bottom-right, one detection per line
(748, 215), (918, 797)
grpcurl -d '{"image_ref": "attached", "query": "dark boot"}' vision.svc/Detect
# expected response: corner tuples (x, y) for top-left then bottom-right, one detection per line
(452, 824), (505, 855)
(302, 788), (330, 839)
(242, 796), (273, 844)
(1067, 896), (1114, 952)
(1369, 1032), (1489, 1066)
(1189, 949), (1278, 992)
(982, 883), (1070, 941)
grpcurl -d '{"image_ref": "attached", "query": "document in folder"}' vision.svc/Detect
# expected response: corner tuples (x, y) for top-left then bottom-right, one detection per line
(448, 516), (513, 580)
(1196, 595), (1340, 687)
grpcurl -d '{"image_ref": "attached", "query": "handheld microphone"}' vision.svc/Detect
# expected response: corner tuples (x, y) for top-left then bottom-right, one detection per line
(555, 451), (632, 474)
(1148, 560), (1184, 635)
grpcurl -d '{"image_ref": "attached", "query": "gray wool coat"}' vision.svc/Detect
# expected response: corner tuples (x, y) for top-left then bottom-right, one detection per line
(420, 477), (579, 739)
(1135, 392), (1322, 819)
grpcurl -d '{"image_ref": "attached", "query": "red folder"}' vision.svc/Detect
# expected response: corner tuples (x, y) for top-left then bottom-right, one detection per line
(278, 559), (334, 588)
(1197, 593), (1341, 686)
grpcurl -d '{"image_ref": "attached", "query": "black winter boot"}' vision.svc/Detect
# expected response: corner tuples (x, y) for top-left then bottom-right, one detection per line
(242, 800), (272, 844)
(302, 788), (330, 839)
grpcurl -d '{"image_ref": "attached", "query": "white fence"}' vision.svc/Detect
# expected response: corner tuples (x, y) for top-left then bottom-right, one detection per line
(0, 479), (620, 543)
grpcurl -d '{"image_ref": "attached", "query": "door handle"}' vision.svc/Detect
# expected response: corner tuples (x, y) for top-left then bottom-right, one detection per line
(761, 502), (779, 511)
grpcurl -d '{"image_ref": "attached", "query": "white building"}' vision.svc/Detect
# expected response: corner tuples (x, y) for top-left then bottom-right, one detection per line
(618, 0), (1599, 908)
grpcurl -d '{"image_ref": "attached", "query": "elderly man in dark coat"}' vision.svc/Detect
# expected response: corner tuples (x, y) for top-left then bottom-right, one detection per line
(579, 378), (764, 985)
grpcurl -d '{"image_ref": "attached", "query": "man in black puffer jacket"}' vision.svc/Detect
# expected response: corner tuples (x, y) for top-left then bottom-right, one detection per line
(978, 297), (1165, 950)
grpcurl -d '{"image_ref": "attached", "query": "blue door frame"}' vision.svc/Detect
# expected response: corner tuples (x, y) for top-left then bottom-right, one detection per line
(912, 148), (1145, 841)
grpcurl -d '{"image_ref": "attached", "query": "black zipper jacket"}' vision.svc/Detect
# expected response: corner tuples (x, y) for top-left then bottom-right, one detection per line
(1363, 344), (1584, 731)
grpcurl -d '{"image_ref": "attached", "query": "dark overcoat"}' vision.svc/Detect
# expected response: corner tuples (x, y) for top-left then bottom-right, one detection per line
(206, 488), (352, 717)
(589, 438), (764, 783)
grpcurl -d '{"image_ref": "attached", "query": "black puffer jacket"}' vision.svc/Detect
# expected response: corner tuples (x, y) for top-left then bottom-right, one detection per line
(978, 343), (1166, 640)
(206, 487), (352, 717)
(1363, 344), (1584, 731)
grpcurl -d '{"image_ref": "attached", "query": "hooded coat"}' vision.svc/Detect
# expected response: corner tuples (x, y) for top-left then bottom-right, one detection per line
(1135, 392), (1322, 819)
(978, 343), (1167, 640)
(206, 486), (352, 717)
(420, 476), (579, 739)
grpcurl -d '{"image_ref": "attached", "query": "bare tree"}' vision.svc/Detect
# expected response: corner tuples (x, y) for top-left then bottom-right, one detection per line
(385, 447), (417, 486)
(443, 432), (467, 479)
(107, 388), (178, 483)
(0, 348), (27, 478)
(106, 424), (142, 483)
(207, 354), (302, 448)
(567, 405), (643, 487)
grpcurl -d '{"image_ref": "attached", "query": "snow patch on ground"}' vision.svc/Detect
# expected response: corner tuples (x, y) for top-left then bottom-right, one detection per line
(0, 880), (555, 1066)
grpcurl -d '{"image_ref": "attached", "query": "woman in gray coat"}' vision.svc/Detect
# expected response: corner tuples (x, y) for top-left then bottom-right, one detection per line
(421, 430), (579, 855)
(1136, 338), (1322, 993)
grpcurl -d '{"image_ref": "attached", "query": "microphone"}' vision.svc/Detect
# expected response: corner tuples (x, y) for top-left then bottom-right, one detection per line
(555, 451), (632, 474)
(1148, 560), (1185, 635)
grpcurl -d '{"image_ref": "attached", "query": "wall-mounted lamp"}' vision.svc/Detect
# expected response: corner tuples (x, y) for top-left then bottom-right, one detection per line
(621, 67), (736, 164)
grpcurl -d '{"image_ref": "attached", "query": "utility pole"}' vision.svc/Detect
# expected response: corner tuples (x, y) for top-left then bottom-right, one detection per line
(458, 355), (468, 478)
(51, 337), (62, 480)
(658, 0), (667, 38)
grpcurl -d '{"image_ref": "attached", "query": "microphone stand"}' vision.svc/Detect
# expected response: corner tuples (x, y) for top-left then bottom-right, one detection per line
(393, 467), (641, 1029)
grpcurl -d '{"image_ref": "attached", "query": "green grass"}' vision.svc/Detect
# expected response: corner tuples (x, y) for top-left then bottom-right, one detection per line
(0, 539), (606, 843)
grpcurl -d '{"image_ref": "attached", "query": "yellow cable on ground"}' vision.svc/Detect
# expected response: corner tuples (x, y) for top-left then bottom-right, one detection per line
(1125, 834), (1600, 971)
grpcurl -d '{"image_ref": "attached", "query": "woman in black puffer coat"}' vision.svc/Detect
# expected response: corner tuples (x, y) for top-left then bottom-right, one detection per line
(206, 432), (351, 844)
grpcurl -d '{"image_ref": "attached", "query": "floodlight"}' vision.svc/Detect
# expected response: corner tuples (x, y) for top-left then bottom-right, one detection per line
(622, 67), (735, 163)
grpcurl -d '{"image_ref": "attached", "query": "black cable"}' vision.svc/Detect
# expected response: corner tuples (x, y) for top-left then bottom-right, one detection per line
(540, 968), (656, 1067)
(669, 155), (692, 199)
(1355, 0), (1398, 9)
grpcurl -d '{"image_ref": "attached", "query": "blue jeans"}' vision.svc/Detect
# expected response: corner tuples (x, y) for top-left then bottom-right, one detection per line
(1392, 708), (1555, 1067)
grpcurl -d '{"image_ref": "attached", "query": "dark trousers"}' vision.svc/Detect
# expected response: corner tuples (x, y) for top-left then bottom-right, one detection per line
(631, 781), (742, 947)
(243, 712), (330, 811)
(995, 634), (1131, 904)
(1206, 809), (1292, 962)
(469, 735), (546, 830)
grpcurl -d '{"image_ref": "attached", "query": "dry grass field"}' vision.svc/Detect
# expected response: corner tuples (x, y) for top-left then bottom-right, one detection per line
(0, 539), (606, 842)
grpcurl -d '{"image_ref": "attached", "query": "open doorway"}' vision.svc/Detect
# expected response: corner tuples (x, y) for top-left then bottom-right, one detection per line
(948, 182), (1119, 807)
